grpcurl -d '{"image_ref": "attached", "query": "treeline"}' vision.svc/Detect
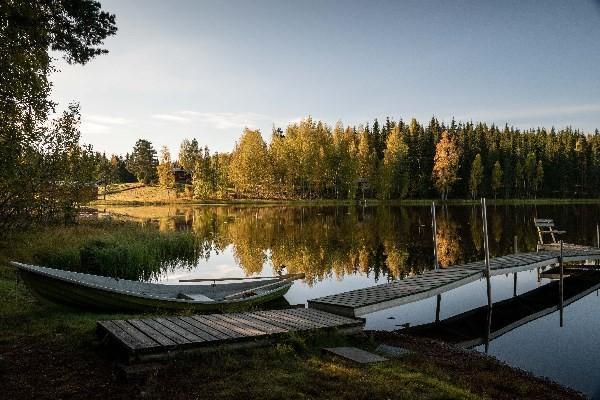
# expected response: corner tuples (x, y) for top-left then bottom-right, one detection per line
(113, 117), (600, 200)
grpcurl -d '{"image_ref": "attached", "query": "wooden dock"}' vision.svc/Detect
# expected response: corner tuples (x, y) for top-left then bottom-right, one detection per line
(308, 248), (600, 317)
(97, 308), (364, 362)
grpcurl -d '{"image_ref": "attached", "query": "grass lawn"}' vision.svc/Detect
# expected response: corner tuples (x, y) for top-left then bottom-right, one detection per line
(0, 221), (585, 399)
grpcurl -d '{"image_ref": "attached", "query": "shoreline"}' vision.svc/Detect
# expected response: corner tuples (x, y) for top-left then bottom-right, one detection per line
(91, 197), (600, 207)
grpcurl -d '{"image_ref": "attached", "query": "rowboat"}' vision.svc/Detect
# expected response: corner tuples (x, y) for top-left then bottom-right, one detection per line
(11, 261), (303, 313)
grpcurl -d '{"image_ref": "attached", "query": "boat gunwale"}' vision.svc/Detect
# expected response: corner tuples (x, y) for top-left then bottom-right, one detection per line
(10, 261), (295, 305)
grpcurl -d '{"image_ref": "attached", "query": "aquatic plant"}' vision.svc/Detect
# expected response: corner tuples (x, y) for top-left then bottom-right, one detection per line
(17, 219), (201, 281)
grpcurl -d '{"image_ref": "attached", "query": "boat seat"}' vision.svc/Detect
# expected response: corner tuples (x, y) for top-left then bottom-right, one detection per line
(176, 293), (215, 301)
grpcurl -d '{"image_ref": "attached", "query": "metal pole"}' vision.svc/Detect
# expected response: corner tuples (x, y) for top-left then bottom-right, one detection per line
(559, 240), (564, 327)
(435, 294), (441, 323)
(513, 235), (518, 297)
(432, 201), (439, 271)
(481, 198), (492, 309)
(596, 223), (599, 248)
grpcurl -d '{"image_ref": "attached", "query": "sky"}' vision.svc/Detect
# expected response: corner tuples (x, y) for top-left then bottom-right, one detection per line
(50, 0), (600, 157)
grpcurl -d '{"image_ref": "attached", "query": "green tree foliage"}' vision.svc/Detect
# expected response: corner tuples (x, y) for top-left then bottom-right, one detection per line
(97, 153), (118, 200)
(166, 118), (600, 201)
(179, 138), (201, 172)
(357, 127), (377, 199)
(378, 126), (409, 199)
(192, 146), (222, 199)
(534, 160), (544, 197)
(128, 139), (158, 184)
(0, 0), (116, 229)
(228, 129), (273, 197)
(157, 146), (175, 196)
(491, 161), (503, 199)
(469, 154), (484, 199)
(111, 154), (135, 183)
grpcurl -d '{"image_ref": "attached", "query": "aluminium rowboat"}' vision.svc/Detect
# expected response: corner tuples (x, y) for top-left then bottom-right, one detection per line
(11, 261), (303, 313)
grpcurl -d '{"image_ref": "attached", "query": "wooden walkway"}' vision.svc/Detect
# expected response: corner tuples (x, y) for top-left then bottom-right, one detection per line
(308, 248), (600, 317)
(97, 308), (364, 362)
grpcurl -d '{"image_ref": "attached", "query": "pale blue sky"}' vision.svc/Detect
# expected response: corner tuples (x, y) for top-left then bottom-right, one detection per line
(50, 0), (600, 156)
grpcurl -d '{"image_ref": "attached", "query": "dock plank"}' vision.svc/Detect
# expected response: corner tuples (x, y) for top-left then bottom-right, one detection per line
(154, 317), (205, 343)
(128, 320), (177, 347)
(191, 315), (246, 339)
(98, 309), (365, 360)
(308, 247), (600, 317)
(98, 321), (146, 351)
(111, 320), (162, 350)
(185, 316), (232, 340)
(166, 317), (220, 342)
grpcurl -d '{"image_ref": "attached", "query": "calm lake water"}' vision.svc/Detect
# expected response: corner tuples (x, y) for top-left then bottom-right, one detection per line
(101, 203), (600, 398)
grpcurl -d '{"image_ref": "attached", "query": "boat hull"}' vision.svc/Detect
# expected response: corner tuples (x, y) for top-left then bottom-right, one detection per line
(19, 269), (292, 313)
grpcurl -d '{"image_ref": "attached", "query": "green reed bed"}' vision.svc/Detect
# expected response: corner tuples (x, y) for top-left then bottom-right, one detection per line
(5, 219), (201, 281)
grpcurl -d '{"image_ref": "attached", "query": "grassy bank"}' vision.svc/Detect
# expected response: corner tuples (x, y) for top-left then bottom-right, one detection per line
(0, 260), (583, 400)
(0, 221), (585, 399)
(94, 183), (600, 207)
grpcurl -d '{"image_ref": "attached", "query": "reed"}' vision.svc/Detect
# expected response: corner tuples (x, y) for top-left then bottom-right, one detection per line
(12, 219), (201, 281)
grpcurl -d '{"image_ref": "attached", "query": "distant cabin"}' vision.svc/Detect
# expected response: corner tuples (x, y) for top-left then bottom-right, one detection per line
(172, 167), (192, 184)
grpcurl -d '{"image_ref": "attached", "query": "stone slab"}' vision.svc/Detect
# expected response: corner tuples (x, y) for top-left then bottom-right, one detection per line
(322, 347), (388, 364)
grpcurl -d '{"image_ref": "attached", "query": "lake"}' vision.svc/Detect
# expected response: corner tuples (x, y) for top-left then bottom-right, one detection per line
(100, 203), (600, 398)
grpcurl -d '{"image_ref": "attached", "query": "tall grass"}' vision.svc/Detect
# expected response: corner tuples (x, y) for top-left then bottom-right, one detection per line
(9, 219), (201, 281)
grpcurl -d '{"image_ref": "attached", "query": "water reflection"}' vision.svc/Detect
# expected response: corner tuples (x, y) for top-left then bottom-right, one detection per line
(103, 203), (600, 284)
(101, 203), (600, 397)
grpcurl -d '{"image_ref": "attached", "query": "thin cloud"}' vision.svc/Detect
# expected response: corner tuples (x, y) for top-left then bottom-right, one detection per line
(453, 103), (600, 122)
(86, 114), (131, 125)
(80, 114), (132, 136)
(155, 111), (272, 130)
(152, 113), (191, 123)
(81, 121), (110, 134)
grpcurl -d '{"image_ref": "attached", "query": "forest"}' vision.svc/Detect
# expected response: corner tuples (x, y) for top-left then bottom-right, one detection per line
(105, 117), (600, 201)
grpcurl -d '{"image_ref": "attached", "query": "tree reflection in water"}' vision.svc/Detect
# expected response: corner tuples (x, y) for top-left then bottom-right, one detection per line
(103, 204), (600, 284)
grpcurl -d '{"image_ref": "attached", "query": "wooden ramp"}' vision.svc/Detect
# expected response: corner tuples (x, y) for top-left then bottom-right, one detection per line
(308, 248), (600, 318)
(97, 308), (364, 362)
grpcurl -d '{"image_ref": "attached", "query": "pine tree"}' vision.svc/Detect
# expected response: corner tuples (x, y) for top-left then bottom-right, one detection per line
(128, 139), (158, 184)
(491, 161), (503, 200)
(469, 154), (484, 199)
(534, 160), (544, 197)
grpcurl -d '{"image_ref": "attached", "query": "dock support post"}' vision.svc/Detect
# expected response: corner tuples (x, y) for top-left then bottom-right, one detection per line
(481, 198), (492, 310)
(481, 198), (493, 352)
(432, 201), (442, 323)
(559, 240), (564, 327)
(432, 202), (439, 271)
(513, 235), (518, 297)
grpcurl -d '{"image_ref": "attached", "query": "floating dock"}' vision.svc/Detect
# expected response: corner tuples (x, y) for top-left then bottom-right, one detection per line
(97, 308), (364, 362)
(308, 248), (600, 317)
